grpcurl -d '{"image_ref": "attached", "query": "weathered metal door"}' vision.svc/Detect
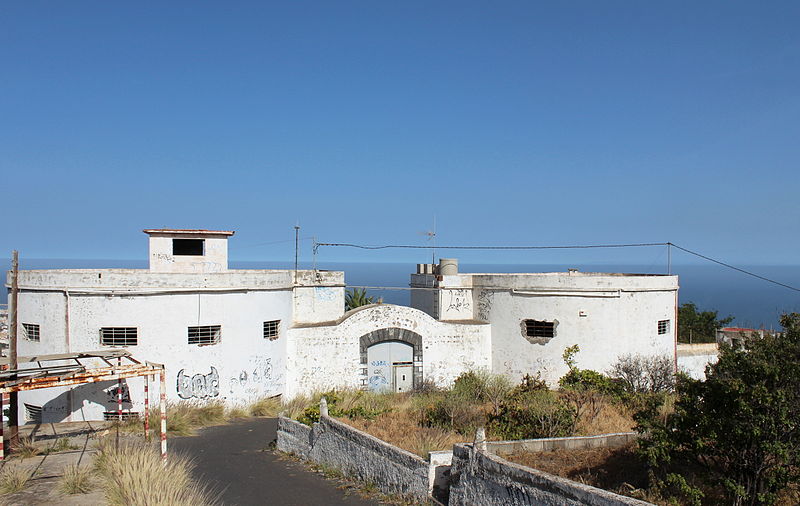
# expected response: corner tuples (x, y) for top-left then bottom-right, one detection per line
(393, 364), (413, 392)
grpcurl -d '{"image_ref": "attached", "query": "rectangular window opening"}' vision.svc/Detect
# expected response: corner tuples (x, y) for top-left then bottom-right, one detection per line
(263, 320), (280, 340)
(100, 327), (138, 347)
(658, 320), (670, 335)
(188, 325), (221, 345)
(22, 323), (40, 342)
(524, 319), (555, 339)
(24, 403), (43, 424)
(173, 238), (205, 256)
(103, 411), (140, 421)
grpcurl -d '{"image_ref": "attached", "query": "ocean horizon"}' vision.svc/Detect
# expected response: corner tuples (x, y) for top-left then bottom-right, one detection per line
(2, 258), (799, 329)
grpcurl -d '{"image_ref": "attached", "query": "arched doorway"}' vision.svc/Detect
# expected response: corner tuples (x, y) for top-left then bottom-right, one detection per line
(359, 328), (422, 391)
(366, 341), (413, 392)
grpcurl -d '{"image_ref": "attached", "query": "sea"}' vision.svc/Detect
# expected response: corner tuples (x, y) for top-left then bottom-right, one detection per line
(2, 259), (800, 330)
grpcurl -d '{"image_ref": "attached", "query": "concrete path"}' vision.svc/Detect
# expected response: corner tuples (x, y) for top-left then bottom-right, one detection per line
(171, 418), (379, 506)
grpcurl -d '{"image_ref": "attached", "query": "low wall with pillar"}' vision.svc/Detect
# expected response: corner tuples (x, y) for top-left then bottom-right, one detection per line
(276, 400), (431, 501)
(449, 434), (652, 506)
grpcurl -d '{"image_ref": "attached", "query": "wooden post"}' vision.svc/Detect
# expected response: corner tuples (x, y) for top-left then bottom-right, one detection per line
(8, 251), (19, 446)
(160, 370), (167, 461)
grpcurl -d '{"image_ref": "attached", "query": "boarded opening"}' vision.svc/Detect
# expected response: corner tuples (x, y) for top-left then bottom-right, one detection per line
(173, 239), (204, 256)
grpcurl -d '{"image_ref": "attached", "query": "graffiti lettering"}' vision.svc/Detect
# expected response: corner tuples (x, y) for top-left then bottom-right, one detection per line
(446, 289), (471, 312)
(177, 366), (220, 399)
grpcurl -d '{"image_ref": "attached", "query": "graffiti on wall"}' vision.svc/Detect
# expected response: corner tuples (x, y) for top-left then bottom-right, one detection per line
(177, 366), (220, 399)
(446, 289), (471, 313)
(228, 357), (282, 396)
(476, 290), (494, 321)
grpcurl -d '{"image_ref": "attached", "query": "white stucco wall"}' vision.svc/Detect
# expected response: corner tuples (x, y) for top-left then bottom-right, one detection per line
(410, 271), (678, 387)
(677, 343), (718, 380)
(284, 304), (491, 399)
(148, 233), (231, 273)
(7, 267), (343, 424)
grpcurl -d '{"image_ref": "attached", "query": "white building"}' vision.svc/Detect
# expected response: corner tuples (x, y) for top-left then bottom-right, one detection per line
(6, 232), (678, 424)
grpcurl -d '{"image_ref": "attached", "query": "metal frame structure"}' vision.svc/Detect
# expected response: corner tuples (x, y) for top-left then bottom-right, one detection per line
(0, 349), (166, 461)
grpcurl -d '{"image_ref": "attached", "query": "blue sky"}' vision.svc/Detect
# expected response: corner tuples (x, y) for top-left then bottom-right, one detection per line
(2, 1), (799, 266)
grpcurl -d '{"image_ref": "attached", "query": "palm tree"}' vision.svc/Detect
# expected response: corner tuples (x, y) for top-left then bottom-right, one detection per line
(345, 288), (376, 311)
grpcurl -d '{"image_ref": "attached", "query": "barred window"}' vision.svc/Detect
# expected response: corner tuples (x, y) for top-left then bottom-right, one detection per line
(658, 320), (670, 335)
(24, 403), (43, 424)
(103, 411), (140, 421)
(524, 319), (555, 339)
(100, 327), (138, 346)
(263, 320), (280, 340)
(188, 325), (221, 345)
(22, 323), (40, 342)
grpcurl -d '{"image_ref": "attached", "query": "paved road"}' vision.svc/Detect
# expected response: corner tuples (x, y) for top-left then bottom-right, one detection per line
(171, 418), (378, 506)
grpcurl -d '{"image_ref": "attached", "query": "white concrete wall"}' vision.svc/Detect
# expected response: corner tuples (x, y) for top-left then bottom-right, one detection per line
(285, 304), (491, 399)
(411, 271), (678, 387)
(677, 343), (718, 380)
(148, 233), (230, 273)
(13, 283), (295, 423)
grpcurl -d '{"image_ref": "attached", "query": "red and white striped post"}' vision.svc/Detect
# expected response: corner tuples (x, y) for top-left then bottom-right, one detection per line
(0, 390), (4, 461)
(159, 370), (167, 462)
(116, 357), (122, 450)
(117, 358), (123, 422)
(144, 374), (150, 441)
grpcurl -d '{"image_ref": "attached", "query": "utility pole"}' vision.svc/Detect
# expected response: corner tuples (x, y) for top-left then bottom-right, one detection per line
(8, 251), (19, 446)
(294, 224), (300, 284)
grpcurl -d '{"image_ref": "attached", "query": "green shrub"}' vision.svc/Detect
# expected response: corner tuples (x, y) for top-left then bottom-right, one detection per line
(422, 388), (485, 436)
(296, 390), (390, 425)
(488, 389), (575, 440)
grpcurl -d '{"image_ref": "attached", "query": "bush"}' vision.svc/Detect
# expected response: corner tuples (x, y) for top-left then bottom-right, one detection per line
(296, 390), (390, 425)
(488, 389), (575, 440)
(421, 388), (485, 436)
(637, 313), (800, 505)
(608, 354), (675, 394)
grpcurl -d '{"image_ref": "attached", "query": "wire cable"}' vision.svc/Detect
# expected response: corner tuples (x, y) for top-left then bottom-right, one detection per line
(669, 243), (800, 293)
(314, 241), (668, 251)
(314, 240), (800, 293)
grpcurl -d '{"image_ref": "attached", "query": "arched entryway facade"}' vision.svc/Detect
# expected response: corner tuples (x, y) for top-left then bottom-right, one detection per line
(359, 328), (423, 391)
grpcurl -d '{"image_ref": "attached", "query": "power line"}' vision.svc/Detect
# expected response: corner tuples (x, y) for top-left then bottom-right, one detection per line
(669, 243), (800, 293)
(314, 241), (668, 251)
(314, 240), (800, 293)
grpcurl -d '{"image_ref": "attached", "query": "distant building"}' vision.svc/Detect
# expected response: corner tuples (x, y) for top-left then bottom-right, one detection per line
(6, 231), (679, 424)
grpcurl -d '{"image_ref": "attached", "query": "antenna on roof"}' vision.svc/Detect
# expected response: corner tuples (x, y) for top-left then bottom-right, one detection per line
(417, 216), (436, 264)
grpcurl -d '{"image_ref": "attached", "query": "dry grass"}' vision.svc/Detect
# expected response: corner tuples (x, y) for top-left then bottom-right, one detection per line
(10, 437), (41, 459)
(343, 413), (462, 459)
(58, 464), (94, 495)
(95, 442), (219, 506)
(574, 399), (635, 435)
(0, 464), (34, 494)
(226, 406), (248, 419)
(248, 396), (282, 417)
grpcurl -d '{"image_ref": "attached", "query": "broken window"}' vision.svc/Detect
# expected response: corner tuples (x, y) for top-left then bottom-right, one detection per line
(173, 239), (204, 256)
(100, 327), (138, 347)
(521, 319), (557, 344)
(188, 325), (221, 345)
(263, 320), (280, 340)
(22, 323), (40, 342)
(524, 319), (555, 338)
(658, 320), (670, 335)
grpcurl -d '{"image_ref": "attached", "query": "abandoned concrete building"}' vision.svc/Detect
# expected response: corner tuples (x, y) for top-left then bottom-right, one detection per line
(6, 229), (678, 424)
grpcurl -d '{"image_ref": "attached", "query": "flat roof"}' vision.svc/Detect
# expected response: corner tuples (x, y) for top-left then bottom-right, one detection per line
(143, 229), (235, 236)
